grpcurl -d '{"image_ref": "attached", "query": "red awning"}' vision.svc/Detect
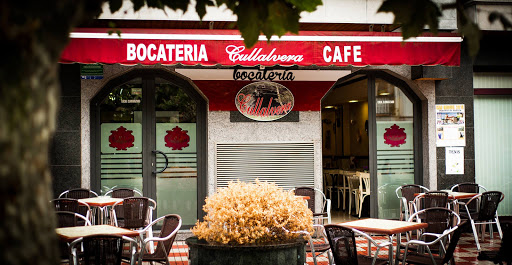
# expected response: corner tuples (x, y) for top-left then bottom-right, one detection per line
(61, 28), (461, 67)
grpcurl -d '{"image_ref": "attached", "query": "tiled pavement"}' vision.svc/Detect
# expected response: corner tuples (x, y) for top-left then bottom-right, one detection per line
(155, 231), (502, 265)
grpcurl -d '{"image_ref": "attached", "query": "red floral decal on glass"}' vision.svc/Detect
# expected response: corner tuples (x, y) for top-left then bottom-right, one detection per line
(165, 126), (190, 150)
(383, 124), (407, 147)
(109, 126), (135, 151)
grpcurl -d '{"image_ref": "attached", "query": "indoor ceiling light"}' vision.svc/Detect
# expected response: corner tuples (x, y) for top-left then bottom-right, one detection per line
(324, 106), (335, 109)
(348, 100), (359, 103)
(379, 92), (390, 96)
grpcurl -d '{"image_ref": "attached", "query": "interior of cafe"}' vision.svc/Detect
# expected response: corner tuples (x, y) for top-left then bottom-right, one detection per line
(322, 76), (414, 221)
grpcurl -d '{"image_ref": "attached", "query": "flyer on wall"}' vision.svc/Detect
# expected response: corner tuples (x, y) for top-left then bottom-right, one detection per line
(436, 104), (465, 147)
(446, 147), (464, 174)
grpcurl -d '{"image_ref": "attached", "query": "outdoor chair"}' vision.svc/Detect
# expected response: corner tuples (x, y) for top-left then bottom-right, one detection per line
(58, 188), (98, 223)
(413, 191), (450, 214)
(110, 196), (157, 229)
(347, 174), (361, 216)
(55, 211), (91, 228)
(105, 188), (143, 225)
(293, 187), (331, 225)
(70, 235), (138, 265)
(324, 223), (391, 265)
(105, 187), (143, 198)
(123, 214), (182, 265)
(52, 198), (92, 223)
(450, 182), (487, 219)
(461, 191), (504, 251)
(401, 207), (460, 256)
(395, 184), (430, 221)
(283, 224), (333, 265)
(397, 220), (468, 265)
(59, 188), (98, 199)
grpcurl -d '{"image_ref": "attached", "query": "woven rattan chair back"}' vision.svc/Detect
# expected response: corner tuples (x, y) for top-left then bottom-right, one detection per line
(121, 197), (150, 229)
(109, 188), (141, 221)
(423, 207), (456, 235)
(477, 191), (504, 221)
(324, 224), (358, 265)
(52, 198), (79, 213)
(294, 187), (317, 213)
(401, 184), (426, 203)
(149, 215), (181, 261)
(81, 235), (124, 265)
(418, 191), (449, 210)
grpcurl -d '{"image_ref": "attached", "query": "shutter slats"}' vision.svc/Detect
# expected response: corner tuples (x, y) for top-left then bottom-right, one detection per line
(215, 143), (315, 191)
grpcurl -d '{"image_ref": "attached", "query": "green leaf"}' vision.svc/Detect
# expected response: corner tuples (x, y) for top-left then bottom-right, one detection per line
(286, 0), (322, 12)
(131, 0), (145, 11)
(378, 0), (441, 39)
(109, 0), (123, 14)
(263, 1), (300, 38)
(195, 0), (215, 19)
(236, 0), (262, 47)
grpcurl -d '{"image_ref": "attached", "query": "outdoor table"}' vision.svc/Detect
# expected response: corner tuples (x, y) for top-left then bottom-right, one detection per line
(340, 218), (428, 265)
(415, 191), (478, 216)
(79, 197), (123, 225)
(56, 224), (140, 242)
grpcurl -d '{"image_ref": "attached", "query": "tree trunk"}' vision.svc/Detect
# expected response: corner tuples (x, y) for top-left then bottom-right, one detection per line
(0, 45), (60, 264)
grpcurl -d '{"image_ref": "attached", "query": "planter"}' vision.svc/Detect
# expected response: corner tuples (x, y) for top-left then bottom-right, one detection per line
(186, 237), (306, 265)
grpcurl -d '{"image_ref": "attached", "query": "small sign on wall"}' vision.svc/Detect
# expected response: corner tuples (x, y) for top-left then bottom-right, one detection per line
(446, 147), (464, 174)
(436, 104), (465, 146)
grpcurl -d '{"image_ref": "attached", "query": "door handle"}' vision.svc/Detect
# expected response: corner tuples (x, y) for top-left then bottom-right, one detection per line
(152, 150), (168, 174)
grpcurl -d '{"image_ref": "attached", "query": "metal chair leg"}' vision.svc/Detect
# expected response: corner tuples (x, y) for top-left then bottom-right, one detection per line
(470, 219), (481, 251)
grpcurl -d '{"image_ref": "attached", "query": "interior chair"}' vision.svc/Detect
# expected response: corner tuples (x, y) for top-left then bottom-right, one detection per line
(52, 198), (92, 224)
(461, 191), (504, 251)
(293, 187), (331, 224)
(337, 170), (351, 211)
(70, 235), (138, 265)
(283, 224), (333, 265)
(323, 169), (337, 202)
(397, 220), (468, 265)
(123, 214), (182, 265)
(395, 184), (430, 221)
(324, 224), (391, 265)
(356, 172), (371, 218)
(347, 174), (361, 216)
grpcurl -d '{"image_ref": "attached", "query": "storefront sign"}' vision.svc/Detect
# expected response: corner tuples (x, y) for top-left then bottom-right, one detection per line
(233, 69), (295, 81)
(436, 104), (465, 146)
(80, 64), (103, 79)
(62, 29), (461, 66)
(235, 81), (294, 121)
(446, 147), (464, 174)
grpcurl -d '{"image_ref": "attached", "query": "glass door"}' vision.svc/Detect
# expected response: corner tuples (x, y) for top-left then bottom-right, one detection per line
(95, 72), (204, 227)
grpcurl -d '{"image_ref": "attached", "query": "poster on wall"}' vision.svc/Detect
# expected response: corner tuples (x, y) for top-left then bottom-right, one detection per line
(446, 147), (464, 174)
(436, 104), (465, 146)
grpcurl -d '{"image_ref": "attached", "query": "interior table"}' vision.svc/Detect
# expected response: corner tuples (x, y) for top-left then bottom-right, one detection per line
(79, 197), (123, 225)
(340, 218), (428, 265)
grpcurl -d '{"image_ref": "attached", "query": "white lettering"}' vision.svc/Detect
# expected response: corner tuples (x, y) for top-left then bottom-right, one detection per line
(175, 44), (184, 61)
(136, 44), (146, 60)
(333, 46), (342, 62)
(147, 44), (157, 61)
(198, 44), (208, 61)
(353, 46), (362, 62)
(343, 46), (351, 62)
(166, 44), (175, 61)
(184, 44), (193, 61)
(127, 43), (136, 60)
(225, 45), (303, 63)
(323, 46), (332, 62)
(157, 44), (166, 61)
